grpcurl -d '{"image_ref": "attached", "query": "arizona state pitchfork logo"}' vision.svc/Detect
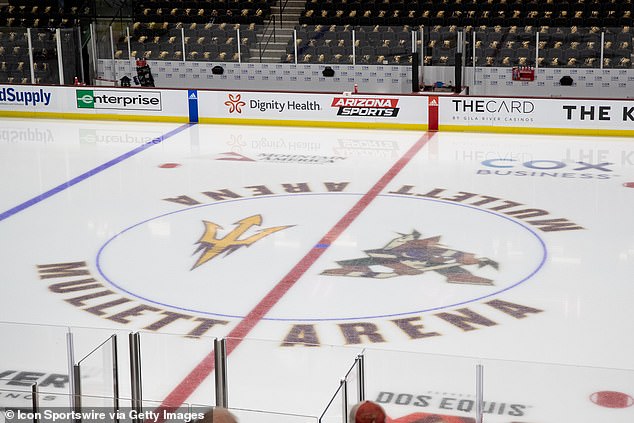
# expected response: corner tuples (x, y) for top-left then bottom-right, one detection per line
(192, 215), (293, 269)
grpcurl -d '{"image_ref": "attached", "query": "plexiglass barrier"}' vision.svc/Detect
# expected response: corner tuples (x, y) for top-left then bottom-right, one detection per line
(2, 321), (634, 423)
(75, 334), (117, 412)
(136, 331), (216, 406)
(224, 337), (363, 416)
(108, 22), (257, 63)
(0, 26), (82, 85)
(285, 25), (415, 65)
(318, 379), (346, 423)
(0, 322), (70, 396)
(361, 348), (480, 422)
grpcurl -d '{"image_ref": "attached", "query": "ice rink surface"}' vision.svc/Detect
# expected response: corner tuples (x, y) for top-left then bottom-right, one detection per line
(1, 118), (633, 422)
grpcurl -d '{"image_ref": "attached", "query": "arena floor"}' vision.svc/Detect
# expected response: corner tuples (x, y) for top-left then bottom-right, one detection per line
(1, 118), (633, 423)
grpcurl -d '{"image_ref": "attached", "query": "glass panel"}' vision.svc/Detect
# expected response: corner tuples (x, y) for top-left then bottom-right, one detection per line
(0, 322), (70, 394)
(75, 335), (116, 411)
(31, 28), (60, 84)
(0, 381), (38, 412)
(0, 385), (73, 414)
(473, 26), (535, 68)
(537, 26), (600, 69)
(424, 25), (459, 67)
(94, 21), (114, 61)
(603, 27), (633, 69)
(124, 22), (251, 63)
(355, 25), (413, 66)
(342, 355), (362, 413)
(291, 24), (354, 65)
(225, 338), (363, 416)
(137, 332), (216, 405)
(69, 327), (132, 403)
(0, 27), (30, 84)
(58, 28), (82, 84)
(363, 349), (478, 421)
(318, 382), (346, 423)
(484, 359), (634, 423)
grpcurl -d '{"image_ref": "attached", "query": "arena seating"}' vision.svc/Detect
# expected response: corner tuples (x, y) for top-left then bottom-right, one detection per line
(0, 0), (632, 85)
(117, 21), (258, 62)
(295, 0), (633, 67)
(0, 0), (89, 28)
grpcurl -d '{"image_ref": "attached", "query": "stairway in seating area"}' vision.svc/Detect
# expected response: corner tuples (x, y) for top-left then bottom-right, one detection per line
(250, 0), (305, 63)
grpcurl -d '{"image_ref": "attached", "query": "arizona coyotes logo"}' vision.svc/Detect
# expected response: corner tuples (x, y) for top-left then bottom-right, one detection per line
(192, 214), (292, 269)
(322, 230), (498, 285)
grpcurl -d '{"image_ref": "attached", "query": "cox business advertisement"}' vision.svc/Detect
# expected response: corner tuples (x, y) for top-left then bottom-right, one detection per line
(439, 96), (634, 135)
(197, 90), (428, 129)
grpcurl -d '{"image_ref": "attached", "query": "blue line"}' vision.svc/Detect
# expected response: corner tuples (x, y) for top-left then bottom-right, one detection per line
(0, 123), (194, 223)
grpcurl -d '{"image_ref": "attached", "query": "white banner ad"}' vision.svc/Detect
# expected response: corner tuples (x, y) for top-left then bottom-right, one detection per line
(439, 96), (634, 134)
(197, 90), (428, 128)
(0, 85), (62, 112)
(0, 84), (188, 121)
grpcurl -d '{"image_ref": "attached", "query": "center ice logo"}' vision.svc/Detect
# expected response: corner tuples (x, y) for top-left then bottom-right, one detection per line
(192, 214), (293, 269)
(322, 230), (498, 285)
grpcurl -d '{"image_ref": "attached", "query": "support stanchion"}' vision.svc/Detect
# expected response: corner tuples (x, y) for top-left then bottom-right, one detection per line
(214, 338), (228, 408)
(129, 332), (143, 423)
(111, 335), (120, 422)
(31, 383), (39, 423)
(356, 354), (365, 402)
(26, 28), (35, 84)
(237, 28), (241, 63)
(73, 364), (82, 423)
(475, 364), (484, 423)
(341, 379), (348, 423)
(454, 30), (463, 93)
(352, 30), (356, 66)
(181, 27), (186, 62)
(66, 332), (76, 413)
(293, 29), (298, 65)
(109, 25), (116, 83)
(56, 28), (65, 85)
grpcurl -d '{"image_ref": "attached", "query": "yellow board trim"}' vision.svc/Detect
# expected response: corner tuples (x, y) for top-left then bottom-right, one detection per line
(0, 111), (188, 123)
(3, 111), (633, 137)
(198, 117), (427, 131)
(439, 124), (634, 137)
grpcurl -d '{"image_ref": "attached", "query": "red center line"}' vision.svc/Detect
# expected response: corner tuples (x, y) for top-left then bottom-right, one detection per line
(154, 131), (436, 415)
